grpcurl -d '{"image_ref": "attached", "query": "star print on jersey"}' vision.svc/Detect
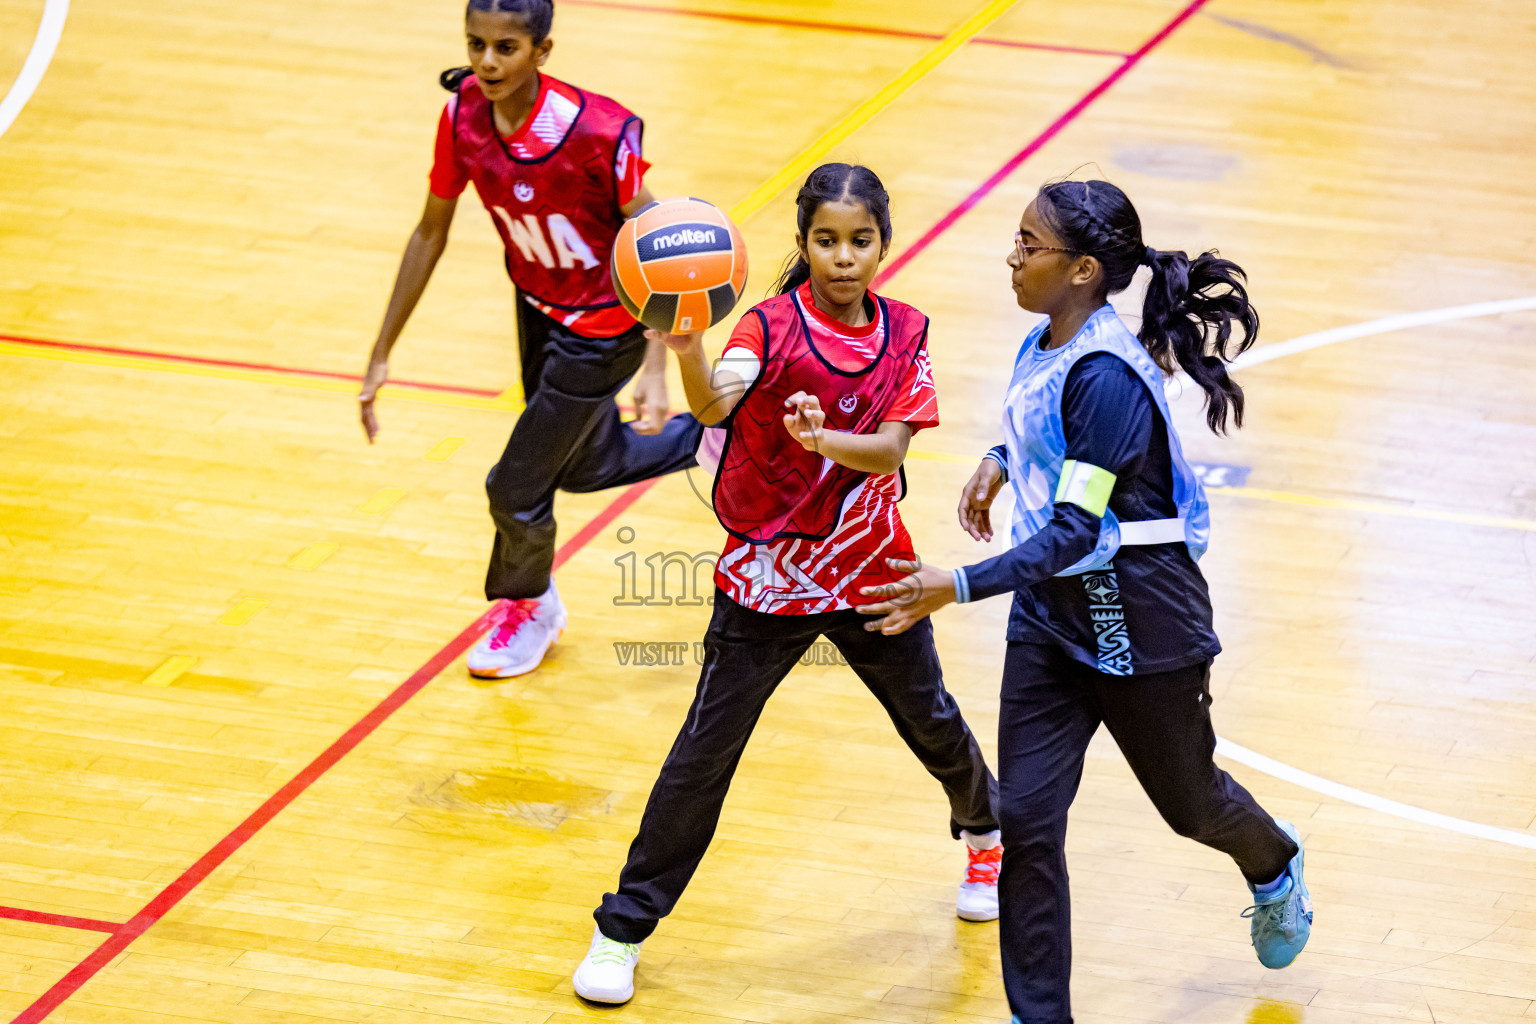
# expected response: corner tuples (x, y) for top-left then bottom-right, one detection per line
(910, 347), (935, 397)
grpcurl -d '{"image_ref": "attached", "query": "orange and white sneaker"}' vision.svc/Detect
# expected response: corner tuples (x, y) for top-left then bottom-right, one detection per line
(466, 582), (567, 678)
(957, 828), (1002, 922)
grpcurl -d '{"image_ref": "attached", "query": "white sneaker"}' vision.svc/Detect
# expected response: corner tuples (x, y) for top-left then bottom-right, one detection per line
(465, 583), (567, 678)
(956, 829), (1002, 922)
(572, 925), (640, 1004)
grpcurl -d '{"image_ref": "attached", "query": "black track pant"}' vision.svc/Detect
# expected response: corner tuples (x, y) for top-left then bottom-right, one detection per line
(594, 590), (1001, 943)
(484, 297), (702, 600)
(997, 642), (1297, 1024)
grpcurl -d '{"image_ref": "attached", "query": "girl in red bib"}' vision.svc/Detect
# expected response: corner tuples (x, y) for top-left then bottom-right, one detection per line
(571, 164), (1001, 1005)
(357, 0), (701, 681)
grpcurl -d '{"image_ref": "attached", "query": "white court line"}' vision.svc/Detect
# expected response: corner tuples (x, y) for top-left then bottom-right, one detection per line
(0, 0), (1528, 851)
(0, 0), (70, 140)
(1234, 296), (1536, 371)
(1211, 296), (1536, 851)
(1216, 738), (1536, 851)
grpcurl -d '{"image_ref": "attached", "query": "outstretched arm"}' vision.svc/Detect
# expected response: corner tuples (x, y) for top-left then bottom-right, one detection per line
(861, 355), (1155, 633)
(656, 331), (747, 425)
(359, 191), (458, 442)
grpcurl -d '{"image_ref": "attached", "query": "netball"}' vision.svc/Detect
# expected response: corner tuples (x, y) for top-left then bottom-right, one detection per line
(6, 0), (1531, 1016)
(610, 197), (748, 334)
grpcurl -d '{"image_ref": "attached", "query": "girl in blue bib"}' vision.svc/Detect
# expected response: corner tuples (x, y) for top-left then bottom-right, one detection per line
(861, 179), (1312, 1023)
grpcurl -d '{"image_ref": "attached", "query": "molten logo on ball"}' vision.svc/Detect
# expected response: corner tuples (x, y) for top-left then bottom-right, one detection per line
(651, 228), (717, 251)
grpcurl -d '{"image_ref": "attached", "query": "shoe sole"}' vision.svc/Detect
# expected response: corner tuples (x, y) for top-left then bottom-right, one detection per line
(573, 975), (633, 1004)
(466, 619), (566, 679)
(956, 906), (999, 922)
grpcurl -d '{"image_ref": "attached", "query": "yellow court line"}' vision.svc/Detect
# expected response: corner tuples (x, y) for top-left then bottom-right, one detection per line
(728, 0), (1024, 224)
(2, 2), (1016, 405)
(288, 542), (339, 570)
(141, 655), (197, 687)
(424, 437), (469, 462)
(357, 489), (405, 515)
(219, 598), (268, 626)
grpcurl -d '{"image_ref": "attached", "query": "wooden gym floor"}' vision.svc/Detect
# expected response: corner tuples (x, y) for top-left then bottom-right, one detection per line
(1, 0), (1534, 1022)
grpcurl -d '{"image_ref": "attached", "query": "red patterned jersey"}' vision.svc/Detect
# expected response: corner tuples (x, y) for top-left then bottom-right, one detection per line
(712, 285), (939, 614)
(430, 73), (650, 338)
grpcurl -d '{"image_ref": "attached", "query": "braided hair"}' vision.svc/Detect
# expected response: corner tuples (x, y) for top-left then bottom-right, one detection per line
(771, 163), (893, 296)
(1036, 179), (1259, 434)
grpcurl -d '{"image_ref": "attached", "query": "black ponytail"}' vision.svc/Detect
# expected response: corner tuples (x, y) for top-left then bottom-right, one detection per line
(771, 163), (893, 296)
(1036, 179), (1259, 434)
(440, 66), (474, 91)
(1141, 247), (1258, 433)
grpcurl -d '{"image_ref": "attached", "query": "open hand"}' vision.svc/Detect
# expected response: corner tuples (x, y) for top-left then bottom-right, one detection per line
(783, 391), (825, 452)
(857, 558), (956, 635)
(958, 458), (1006, 541)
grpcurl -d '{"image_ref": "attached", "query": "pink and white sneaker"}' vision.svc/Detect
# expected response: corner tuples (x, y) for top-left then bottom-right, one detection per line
(466, 583), (567, 678)
(957, 828), (1002, 922)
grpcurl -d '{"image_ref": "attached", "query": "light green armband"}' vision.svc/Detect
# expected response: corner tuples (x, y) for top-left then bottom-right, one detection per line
(1055, 460), (1116, 517)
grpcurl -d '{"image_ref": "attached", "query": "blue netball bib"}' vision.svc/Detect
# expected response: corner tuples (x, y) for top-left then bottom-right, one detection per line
(1001, 304), (1210, 575)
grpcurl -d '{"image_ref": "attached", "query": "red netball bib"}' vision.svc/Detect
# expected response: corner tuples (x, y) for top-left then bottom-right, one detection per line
(446, 74), (643, 335)
(712, 289), (930, 543)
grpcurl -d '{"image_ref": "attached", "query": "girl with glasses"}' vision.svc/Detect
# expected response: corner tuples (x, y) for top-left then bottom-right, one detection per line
(861, 179), (1311, 1024)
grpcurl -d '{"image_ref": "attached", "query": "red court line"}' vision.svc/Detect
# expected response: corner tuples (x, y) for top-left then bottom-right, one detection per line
(873, 0), (1212, 290)
(562, 0), (1132, 58)
(0, 332), (503, 398)
(11, 480), (659, 1024)
(0, 907), (120, 934)
(12, 2), (1207, 1014)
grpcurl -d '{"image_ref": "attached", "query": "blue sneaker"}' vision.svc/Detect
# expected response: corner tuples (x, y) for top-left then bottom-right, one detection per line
(1242, 819), (1312, 968)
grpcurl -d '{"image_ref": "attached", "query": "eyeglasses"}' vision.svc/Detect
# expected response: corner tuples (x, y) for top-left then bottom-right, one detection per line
(1014, 230), (1081, 261)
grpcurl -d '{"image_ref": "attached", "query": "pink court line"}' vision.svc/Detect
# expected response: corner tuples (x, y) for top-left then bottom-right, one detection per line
(562, 0), (1133, 58)
(0, 907), (121, 934)
(11, 3), (1206, 1015)
(873, 0), (1213, 289)
(11, 479), (659, 1024)
(0, 332), (503, 399)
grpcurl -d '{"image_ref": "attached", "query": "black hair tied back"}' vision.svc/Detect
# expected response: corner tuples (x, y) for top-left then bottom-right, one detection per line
(1036, 179), (1260, 434)
(772, 163), (893, 296)
(440, 66), (474, 91)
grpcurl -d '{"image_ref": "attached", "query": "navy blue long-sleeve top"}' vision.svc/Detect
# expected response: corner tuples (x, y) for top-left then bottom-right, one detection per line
(960, 352), (1220, 674)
